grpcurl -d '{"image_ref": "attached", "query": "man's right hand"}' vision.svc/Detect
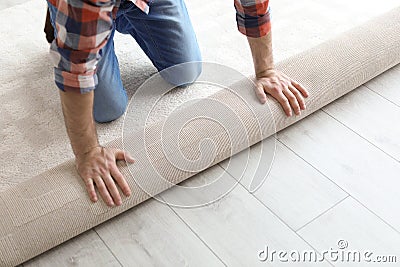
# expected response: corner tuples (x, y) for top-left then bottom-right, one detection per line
(75, 146), (135, 207)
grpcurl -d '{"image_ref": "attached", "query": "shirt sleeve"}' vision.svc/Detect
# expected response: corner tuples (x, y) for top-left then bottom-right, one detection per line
(48, 0), (116, 93)
(234, 0), (271, 38)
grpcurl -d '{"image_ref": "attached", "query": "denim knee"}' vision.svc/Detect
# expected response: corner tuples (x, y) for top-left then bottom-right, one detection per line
(93, 97), (128, 123)
(160, 61), (202, 87)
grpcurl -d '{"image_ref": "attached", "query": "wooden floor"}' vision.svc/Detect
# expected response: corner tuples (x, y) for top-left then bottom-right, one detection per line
(4, 1), (400, 267)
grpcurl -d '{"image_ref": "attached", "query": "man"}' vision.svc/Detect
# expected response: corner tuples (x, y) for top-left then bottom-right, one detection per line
(45, 0), (309, 207)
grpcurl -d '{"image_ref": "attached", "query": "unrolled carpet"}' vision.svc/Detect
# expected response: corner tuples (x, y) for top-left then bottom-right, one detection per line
(1, 7), (399, 266)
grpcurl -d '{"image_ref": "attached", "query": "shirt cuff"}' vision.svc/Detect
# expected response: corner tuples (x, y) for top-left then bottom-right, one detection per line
(235, 1), (271, 38)
(54, 67), (98, 94)
(50, 42), (99, 94)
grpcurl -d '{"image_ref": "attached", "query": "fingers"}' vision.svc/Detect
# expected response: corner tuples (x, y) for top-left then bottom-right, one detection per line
(255, 70), (310, 118)
(289, 84), (306, 110)
(93, 176), (115, 207)
(112, 149), (132, 198)
(84, 178), (98, 202)
(291, 80), (309, 98)
(102, 173), (122, 206)
(259, 79), (308, 117)
(88, 168), (130, 207)
(77, 148), (135, 207)
(255, 83), (267, 104)
(110, 164), (131, 197)
(267, 88), (292, 117)
(283, 88), (301, 115)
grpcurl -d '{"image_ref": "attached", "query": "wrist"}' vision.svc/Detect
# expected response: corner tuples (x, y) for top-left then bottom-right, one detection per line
(247, 33), (275, 79)
(255, 68), (277, 79)
(252, 55), (274, 78)
(67, 122), (99, 157)
(74, 145), (103, 159)
(68, 125), (99, 157)
(74, 143), (101, 157)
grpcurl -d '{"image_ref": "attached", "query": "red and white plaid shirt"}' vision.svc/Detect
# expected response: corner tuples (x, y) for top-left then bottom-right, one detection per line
(48, 0), (271, 93)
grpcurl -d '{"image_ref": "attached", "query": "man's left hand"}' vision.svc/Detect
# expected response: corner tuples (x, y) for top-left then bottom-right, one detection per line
(254, 69), (309, 117)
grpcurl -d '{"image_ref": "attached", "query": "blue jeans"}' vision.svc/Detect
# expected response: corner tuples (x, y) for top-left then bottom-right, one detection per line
(48, 0), (202, 122)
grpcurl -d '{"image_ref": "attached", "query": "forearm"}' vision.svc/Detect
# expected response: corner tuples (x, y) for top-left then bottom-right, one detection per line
(247, 32), (274, 77)
(59, 91), (99, 156)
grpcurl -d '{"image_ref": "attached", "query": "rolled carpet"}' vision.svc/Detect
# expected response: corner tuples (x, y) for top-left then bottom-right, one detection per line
(1, 7), (399, 266)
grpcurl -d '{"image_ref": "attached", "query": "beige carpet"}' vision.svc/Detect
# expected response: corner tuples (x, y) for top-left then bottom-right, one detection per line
(0, 0), (400, 266)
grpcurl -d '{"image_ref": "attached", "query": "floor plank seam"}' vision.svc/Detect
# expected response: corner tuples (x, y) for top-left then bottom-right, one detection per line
(321, 109), (400, 163)
(295, 195), (350, 233)
(276, 138), (351, 196)
(160, 197), (229, 267)
(247, 194), (336, 266)
(364, 84), (400, 109)
(351, 197), (400, 236)
(218, 166), (336, 266)
(93, 229), (124, 267)
(276, 139), (400, 237)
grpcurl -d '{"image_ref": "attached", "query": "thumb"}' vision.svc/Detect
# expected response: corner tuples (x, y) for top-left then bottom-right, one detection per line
(255, 82), (267, 104)
(115, 149), (135, 163)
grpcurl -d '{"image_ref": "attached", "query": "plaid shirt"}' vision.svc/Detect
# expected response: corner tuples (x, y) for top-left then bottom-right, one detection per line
(235, 0), (271, 37)
(49, 0), (271, 93)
